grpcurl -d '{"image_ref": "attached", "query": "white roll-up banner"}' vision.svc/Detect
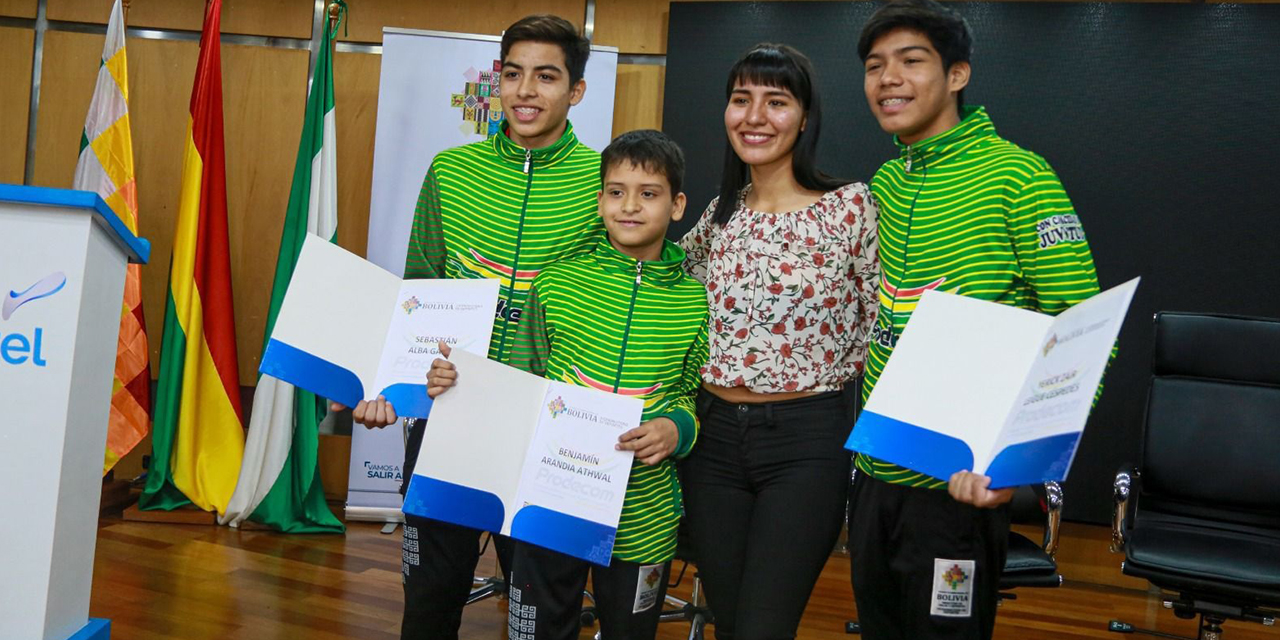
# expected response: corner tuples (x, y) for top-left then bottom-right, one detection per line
(350, 27), (618, 521)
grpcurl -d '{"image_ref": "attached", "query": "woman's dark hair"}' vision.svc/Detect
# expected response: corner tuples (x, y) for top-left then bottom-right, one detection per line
(713, 43), (849, 226)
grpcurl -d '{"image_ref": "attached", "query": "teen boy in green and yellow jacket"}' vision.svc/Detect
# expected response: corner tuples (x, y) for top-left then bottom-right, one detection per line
(407, 120), (601, 362)
(851, 2), (1104, 639)
(338, 16), (604, 640)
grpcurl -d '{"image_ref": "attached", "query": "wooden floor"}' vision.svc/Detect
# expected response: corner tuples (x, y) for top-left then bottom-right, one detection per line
(90, 515), (1280, 640)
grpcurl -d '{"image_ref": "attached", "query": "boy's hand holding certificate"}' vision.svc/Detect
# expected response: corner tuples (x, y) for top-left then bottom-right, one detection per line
(406, 350), (643, 566)
(846, 278), (1139, 489)
(259, 235), (499, 417)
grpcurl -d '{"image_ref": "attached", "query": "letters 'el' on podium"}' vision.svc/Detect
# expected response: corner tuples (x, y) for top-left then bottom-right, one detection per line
(0, 185), (150, 640)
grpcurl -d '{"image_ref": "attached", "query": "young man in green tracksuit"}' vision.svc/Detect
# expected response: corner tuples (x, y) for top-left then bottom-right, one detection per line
(849, 2), (1104, 638)
(428, 129), (709, 639)
(335, 15), (604, 640)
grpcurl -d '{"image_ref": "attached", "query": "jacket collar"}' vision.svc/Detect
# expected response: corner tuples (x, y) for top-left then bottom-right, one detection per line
(490, 120), (582, 169)
(896, 105), (996, 172)
(592, 235), (687, 287)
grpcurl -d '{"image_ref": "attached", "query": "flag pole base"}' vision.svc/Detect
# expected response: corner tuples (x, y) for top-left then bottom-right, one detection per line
(122, 503), (217, 525)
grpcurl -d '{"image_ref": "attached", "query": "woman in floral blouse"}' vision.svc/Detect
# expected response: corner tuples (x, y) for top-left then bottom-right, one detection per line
(678, 43), (880, 639)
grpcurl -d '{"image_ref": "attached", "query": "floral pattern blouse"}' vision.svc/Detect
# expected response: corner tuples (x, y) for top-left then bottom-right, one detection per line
(679, 183), (880, 393)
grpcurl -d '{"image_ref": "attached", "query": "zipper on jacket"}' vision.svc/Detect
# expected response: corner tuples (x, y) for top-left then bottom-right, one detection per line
(494, 149), (535, 361)
(879, 156), (928, 349)
(612, 261), (644, 392)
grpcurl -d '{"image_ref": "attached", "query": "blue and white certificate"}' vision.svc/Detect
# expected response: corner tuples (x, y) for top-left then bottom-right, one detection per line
(260, 235), (498, 417)
(846, 278), (1139, 488)
(404, 350), (641, 565)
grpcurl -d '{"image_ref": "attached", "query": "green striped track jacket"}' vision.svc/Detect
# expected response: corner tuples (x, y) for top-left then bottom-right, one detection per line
(858, 106), (1104, 489)
(510, 236), (710, 563)
(404, 122), (603, 364)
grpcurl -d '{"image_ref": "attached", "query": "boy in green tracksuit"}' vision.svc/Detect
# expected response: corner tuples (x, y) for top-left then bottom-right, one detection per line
(850, 1), (1104, 639)
(336, 15), (604, 640)
(428, 129), (709, 640)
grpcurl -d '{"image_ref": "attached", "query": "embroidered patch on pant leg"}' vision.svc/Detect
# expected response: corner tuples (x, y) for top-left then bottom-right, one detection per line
(930, 558), (975, 618)
(633, 564), (666, 613)
(401, 525), (419, 578)
(508, 583), (536, 639)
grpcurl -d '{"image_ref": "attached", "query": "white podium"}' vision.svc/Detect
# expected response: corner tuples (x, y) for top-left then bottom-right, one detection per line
(0, 184), (150, 640)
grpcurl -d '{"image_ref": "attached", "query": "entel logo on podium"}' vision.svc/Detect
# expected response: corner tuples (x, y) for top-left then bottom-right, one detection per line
(0, 271), (64, 367)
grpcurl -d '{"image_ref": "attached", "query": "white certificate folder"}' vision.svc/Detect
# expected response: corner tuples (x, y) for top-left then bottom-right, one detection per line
(260, 234), (499, 418)
(405, 350), (643, 565)
(846, 278), (1139, 488)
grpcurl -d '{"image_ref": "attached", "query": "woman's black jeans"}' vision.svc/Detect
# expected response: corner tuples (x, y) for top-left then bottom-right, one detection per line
(680, 387), (855, 640)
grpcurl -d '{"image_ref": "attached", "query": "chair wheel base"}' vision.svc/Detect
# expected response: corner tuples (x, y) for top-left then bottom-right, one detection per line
(1107, 619), (1197, 640)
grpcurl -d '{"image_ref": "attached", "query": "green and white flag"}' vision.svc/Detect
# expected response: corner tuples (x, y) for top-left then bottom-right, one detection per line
(220, 5), (344, 532)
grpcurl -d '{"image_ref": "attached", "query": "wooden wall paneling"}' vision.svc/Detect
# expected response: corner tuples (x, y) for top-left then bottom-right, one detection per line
(220, 43), (308, 385)
(611, 63), (665, 135)
(46, 0), (312, 39)
(337, 0), (588, 44)
(593, 0), (763, 55)
(333, 50), (379, 259)
(0, 27), (34, 184)
(0, 0), (34, 18)
(31, 30), (100, 189)
(593, 0), (673, 54)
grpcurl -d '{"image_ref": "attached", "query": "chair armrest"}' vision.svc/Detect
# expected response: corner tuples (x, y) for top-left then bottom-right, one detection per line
(1042, 481), (1063, 558)
(1110, 464), (1139, 553)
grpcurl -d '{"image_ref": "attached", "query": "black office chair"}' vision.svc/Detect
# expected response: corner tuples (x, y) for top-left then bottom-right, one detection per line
(1109, 312), (1280, 639)
(467, 532), (506, 605)
(845, 472), (1063, 634)
(657, 524), (713, 640)
(577, 523), (712, 640)
(1000, 480), (1065, 594)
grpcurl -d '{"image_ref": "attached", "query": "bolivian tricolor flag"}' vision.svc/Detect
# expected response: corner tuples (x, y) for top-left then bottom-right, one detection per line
(71, 0), (151, 475)
(139, 0), (245, 515)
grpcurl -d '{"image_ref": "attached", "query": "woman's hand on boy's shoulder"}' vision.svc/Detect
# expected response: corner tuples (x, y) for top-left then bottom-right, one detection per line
(426, 341), (457, 398)
(616, 417), (679, 466)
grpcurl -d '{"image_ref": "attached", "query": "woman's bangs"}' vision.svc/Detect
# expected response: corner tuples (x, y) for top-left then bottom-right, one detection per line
(726, 51), (806, 104)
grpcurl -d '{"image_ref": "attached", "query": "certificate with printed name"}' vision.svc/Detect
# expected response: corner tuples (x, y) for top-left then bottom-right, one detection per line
(404, 349), (642, 565)
(846, 278), (1139, 488)
(259, 234), (499, 418)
